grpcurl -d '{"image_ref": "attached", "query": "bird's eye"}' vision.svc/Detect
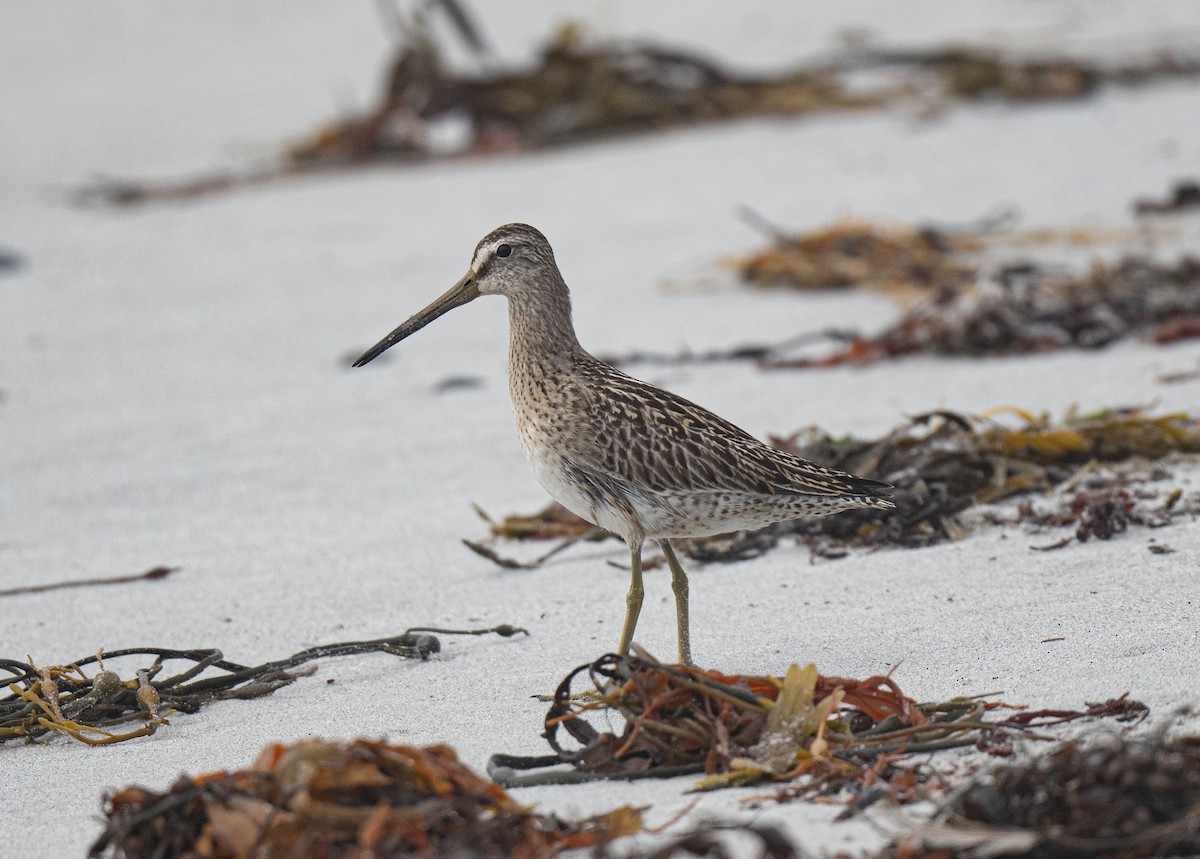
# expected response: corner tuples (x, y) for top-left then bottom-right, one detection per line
(496, 244), (512, 258)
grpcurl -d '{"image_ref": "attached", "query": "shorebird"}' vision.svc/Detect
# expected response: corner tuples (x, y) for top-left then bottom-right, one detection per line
(354, 224), (894, 665)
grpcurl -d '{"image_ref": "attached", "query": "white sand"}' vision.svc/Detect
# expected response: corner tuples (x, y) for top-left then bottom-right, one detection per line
(3, 3), (1199, 856)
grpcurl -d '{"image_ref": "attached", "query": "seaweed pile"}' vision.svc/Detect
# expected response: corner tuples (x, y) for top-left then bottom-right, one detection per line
(728, 201), (1200, 367)
(1, 625), (524, 746)
(78, 3), (1200, 206)
(490, 651), (1145, 804)
(602, 729), (1200, 859)
(468, 408), (1200, 566)
(874, 732), (1200, 859)
(762, 256), (1200, 368)
(729, 212), (1134, 296)
(1135, 180), (1200, 216)
(735, 220), (980, 295)
(767, 407), (1200, 558)
(90, 738), (643, 859)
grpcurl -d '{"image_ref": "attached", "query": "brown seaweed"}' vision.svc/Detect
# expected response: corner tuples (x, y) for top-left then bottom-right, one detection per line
(1, 625), (525, 746)
(757, 256), (1200, 367)
(90, 737), (643, 859)
(875, 732), (1200, 859)
(76, 5), (1200, 206)
(734, 220), (979, 295)
(0, 565), (177, 598)
(490, 651), (1145, 803)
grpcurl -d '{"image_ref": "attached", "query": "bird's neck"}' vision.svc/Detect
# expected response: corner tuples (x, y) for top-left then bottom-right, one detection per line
(507, 283), (582, 370)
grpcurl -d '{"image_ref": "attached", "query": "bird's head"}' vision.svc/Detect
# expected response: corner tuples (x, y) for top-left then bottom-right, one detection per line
(352, 223), (559, 367)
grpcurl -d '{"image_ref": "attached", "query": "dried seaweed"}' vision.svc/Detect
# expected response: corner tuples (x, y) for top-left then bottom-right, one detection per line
(1010, 482), (1187, 551)
(771, 407), (1200, 555)
(875, 732), (1200, 859)
(729, 210), (1140, 295)
(489, 651), (1145, 805)
(1, 625), (525, 746)
(470, 408), (1200, 567)
(0, 565), (177, 598)
(90, 737), (643, 859)
(78, 14), (882, 206)
(760, 256), (1200, 367)
(1135, 179), (1200, 216)
(735, 220), (980, 295)
(76, 4), (1200, 206)
(464, 502), (606, 569)
(611, 215), (1164, 370)
(843, 44), (1200, 103)
(594, 328), (861, 369)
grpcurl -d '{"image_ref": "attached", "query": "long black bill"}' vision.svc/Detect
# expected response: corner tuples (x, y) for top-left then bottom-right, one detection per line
(352, 272), (480, 367)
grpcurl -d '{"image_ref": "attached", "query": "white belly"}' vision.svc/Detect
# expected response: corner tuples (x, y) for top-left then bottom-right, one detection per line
(520, 437), (637, 541)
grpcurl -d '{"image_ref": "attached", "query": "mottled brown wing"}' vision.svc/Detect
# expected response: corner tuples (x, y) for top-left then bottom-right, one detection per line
(567, 358), (892, 499)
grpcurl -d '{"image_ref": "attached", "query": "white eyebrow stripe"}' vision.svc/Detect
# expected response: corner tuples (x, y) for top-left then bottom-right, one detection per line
(470, 244), (491, 271)
(471, 239), (508, 272)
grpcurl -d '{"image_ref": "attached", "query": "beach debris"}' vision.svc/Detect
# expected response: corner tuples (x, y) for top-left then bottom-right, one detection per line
(734, 219), (979, 295)
(0, 565), (177, 598)
(594, 329), (860, 369)
(90, 737), (643, 859)
(489, 651), (1145, 803)
(75, 1), (1200, 206)
(1015, 482), (1185, 551)
(729, 209), (1138, 294)
(838, 43), (1200, 103)
(0, 625), (525, 746)
(728, 212), (1200, 365)
(464, 502), (606, 568)
(757, 255), (1200, 367)
(592, 213), (1174, 371)
(727, 407), (1200, 557)
(598, 214), (1172, 371)
(874, 732), (1200, 859)
(469, 408), (1200, 566)
(1135, 179), (1200, 216)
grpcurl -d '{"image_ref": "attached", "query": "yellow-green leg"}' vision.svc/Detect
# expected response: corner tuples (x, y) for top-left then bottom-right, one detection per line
(616, 544), (644, 656)
(658, 540), (693, 666)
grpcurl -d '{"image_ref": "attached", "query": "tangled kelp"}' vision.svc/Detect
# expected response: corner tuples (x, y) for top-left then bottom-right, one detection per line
(78, 1), (1200, 206)
(1013, 482), (1187, 551)
(759, 256), (1200, 367)
(489, 651), (1145, 803)
(468, 408), (1200, 566)
(0, 625), (524, 746)
(613, 214), (1179, 369)
(768, 407), (1200, 556)
(90, 738), (643, 859)
(1135, 179), (1200, 216)
(875, 733), (1200, 859)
